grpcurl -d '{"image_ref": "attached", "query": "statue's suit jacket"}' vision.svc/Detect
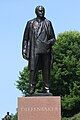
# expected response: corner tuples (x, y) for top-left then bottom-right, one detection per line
(22, 17), (56, 70)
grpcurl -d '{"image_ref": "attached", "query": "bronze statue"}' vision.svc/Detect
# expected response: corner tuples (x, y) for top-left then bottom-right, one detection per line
(22, 6), (56, 95)
(4, 112), (11, 120)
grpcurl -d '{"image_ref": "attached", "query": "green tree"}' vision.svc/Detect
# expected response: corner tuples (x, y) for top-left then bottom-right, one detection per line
(16, 67), (29, 95)
(51, 31), (80, 97)
(52, 31), (80, 117)
(11, 113), (17, 120)
(16, 31), (80, 117)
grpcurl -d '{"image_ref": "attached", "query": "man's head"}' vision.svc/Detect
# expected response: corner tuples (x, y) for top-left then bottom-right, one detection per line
(7, 112), (9, 115)
(35, 6), (45, 18)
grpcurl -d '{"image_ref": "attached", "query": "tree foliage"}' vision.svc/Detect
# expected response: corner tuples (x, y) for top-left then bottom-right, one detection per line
(11, 113), (17, 120)
(51, 31), (80, 96)
(52, 31), (80, 117)
(62, 112), (80, 120)
(16, 31), (80, 117)
(16, 67), (29, 95)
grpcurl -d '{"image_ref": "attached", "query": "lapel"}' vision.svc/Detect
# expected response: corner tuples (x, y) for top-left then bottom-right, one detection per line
(37, 21), (43, 38)
(33, 18), (47, 39)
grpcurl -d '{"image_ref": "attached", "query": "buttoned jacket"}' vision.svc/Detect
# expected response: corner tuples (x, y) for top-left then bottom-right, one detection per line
(22, 17), (56, 70)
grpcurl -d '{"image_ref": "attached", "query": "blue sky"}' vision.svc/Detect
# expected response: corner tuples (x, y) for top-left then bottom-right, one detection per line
(0, 0), (80, 119)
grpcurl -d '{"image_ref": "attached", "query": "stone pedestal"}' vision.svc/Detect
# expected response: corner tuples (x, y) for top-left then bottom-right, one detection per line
(18, 96), (61, 120)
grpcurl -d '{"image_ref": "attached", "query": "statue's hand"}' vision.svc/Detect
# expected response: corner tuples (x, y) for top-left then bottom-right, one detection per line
(48, 38), (56, 46)
(22, 49), (29, 60)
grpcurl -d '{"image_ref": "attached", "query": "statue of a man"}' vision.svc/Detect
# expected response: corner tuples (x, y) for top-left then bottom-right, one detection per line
(22, 6), (56, 95)
(4, 112), (11, 120)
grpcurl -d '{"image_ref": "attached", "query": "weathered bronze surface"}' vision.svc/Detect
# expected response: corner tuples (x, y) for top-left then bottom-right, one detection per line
(22, 6), (56, 95)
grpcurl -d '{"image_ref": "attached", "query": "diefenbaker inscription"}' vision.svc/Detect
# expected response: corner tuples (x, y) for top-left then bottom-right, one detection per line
(18, 96), (61, 120)
(20, 106), (58, 112)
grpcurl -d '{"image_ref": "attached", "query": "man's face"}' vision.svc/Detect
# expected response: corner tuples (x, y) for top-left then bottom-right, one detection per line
(36, 6), (45, 18)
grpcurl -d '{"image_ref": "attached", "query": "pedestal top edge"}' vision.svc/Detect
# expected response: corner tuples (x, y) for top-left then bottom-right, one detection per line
(18, 96), (61, 99)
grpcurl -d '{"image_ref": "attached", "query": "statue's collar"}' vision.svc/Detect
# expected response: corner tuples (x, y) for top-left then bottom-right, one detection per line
(36, 17), (45, 23)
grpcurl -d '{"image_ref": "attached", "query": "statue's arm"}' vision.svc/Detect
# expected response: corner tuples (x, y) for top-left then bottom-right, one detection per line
(48, 21), (56, 46)
(22, 21), (30, 60)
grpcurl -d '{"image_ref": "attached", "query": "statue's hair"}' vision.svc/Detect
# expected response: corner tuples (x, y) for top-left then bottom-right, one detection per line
(35, 6), (45, 14)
